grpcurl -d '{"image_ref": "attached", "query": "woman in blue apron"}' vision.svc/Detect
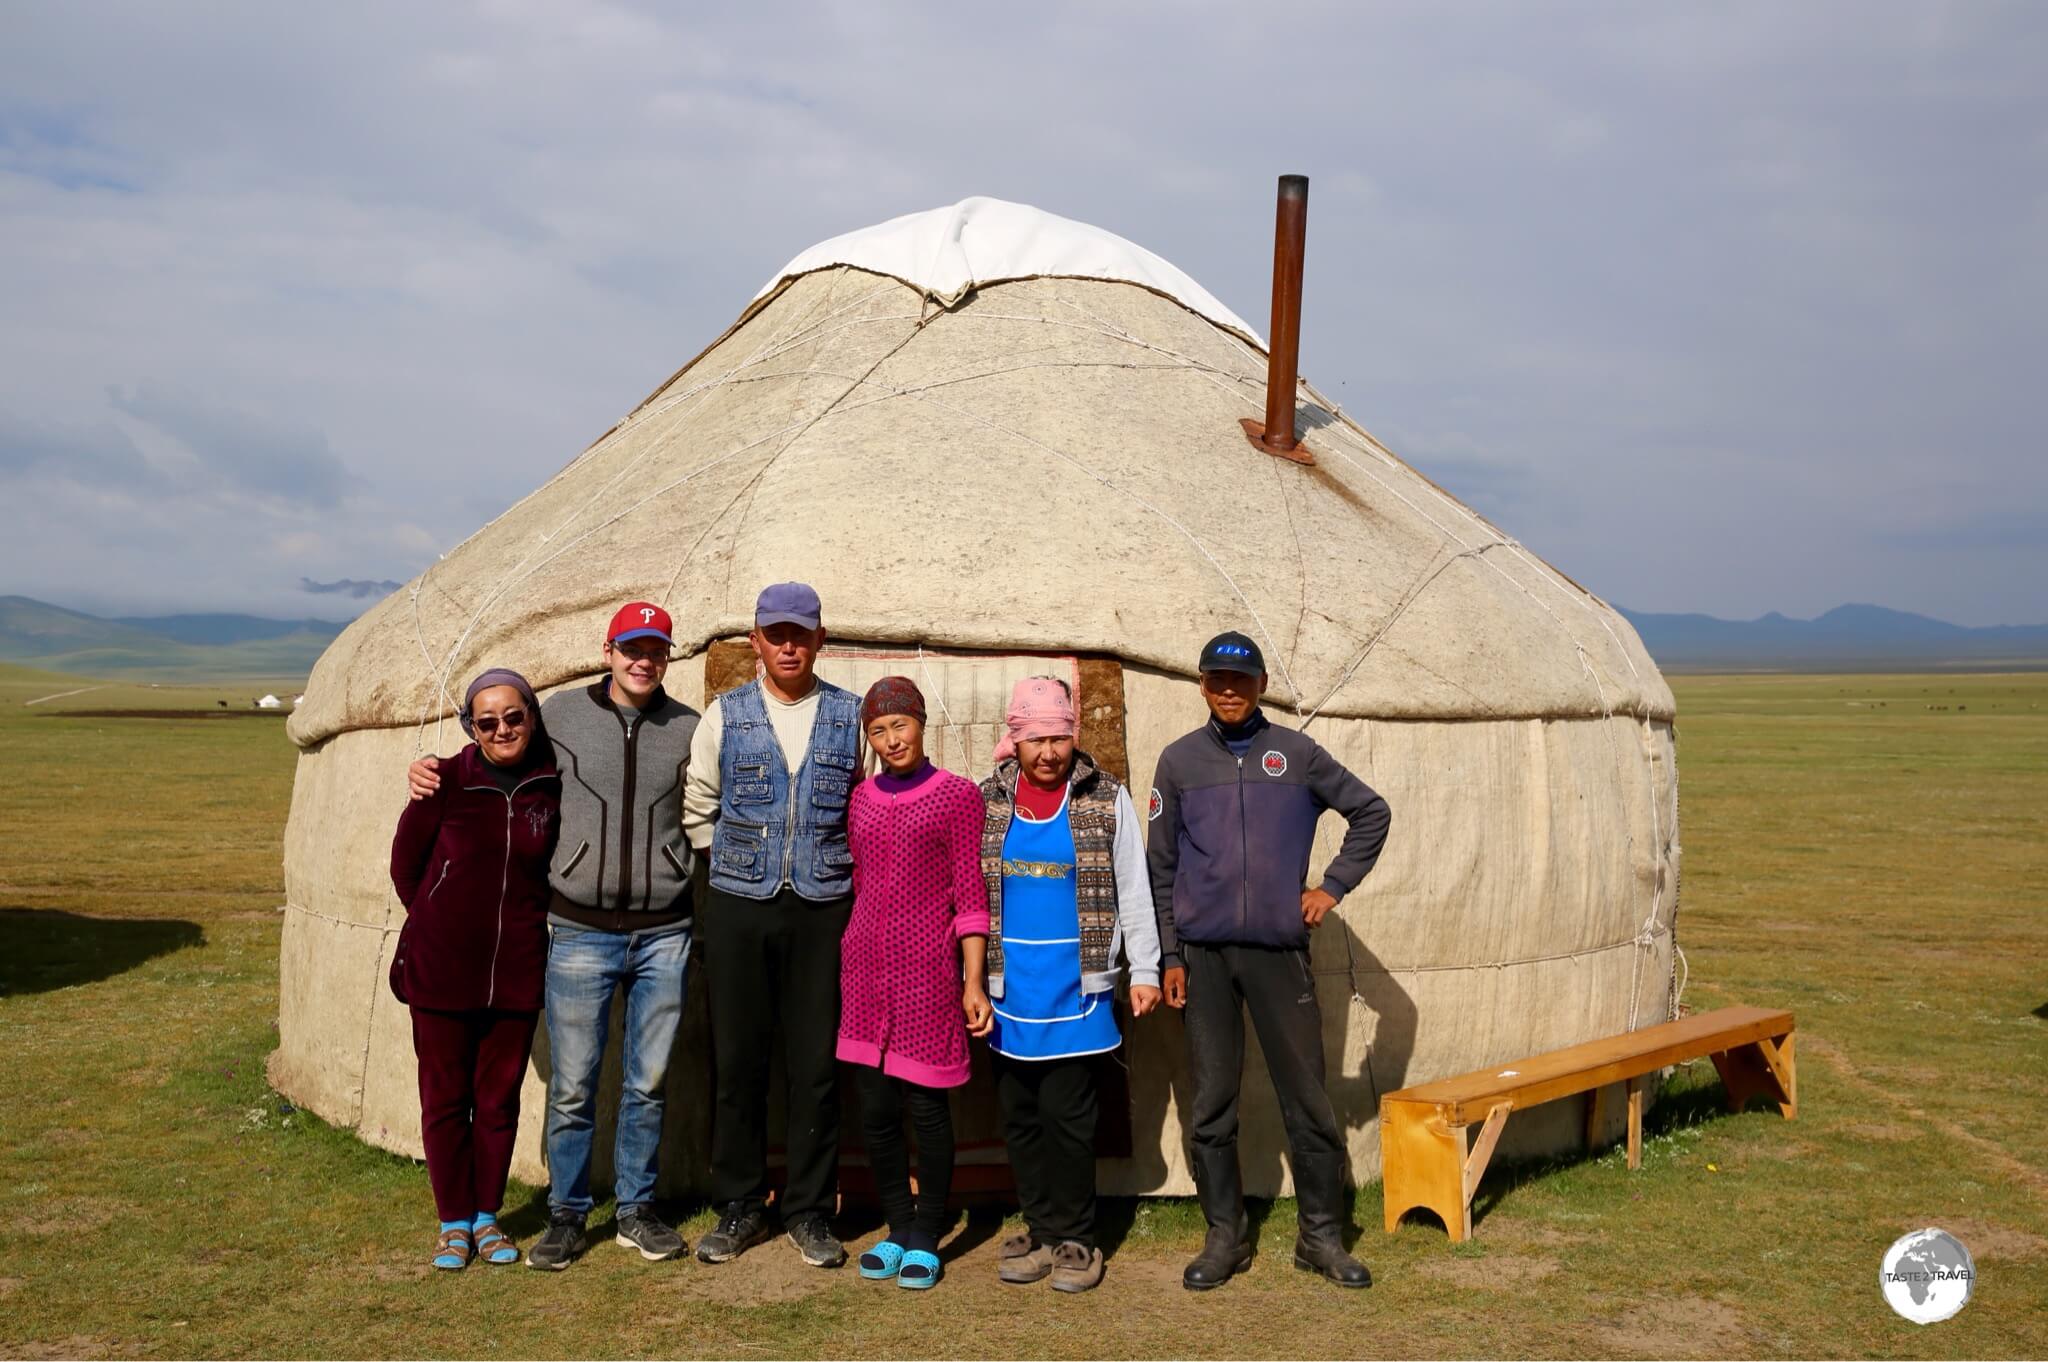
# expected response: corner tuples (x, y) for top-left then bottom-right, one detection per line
(977, 676), (1161, 1293)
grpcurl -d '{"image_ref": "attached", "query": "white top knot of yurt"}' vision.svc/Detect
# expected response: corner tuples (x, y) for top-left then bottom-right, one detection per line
(755, 196), (1264, 344)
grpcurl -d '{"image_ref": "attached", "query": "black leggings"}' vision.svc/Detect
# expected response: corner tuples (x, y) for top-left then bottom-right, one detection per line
(849, 1064), (955, 1243)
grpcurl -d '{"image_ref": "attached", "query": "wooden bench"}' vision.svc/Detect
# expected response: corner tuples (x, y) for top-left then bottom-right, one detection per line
(1379, 1004), (1795, 1241)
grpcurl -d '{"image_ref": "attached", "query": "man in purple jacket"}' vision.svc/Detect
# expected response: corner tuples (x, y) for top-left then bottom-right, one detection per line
(1147, 631), (1391, 1291)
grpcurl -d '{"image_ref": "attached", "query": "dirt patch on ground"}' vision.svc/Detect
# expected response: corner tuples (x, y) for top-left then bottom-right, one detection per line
(0, 1276), (20, 1297)
(660, 1243), (833, 1306)
(3, 1335), (150, 1360)
(8, 1198), (137, 1237)
(1593, 1295), (1754, 1357)
(225, 908), (285, 921)
(1480, 1220), (1593, 1251)
(1902, 1217), (2047, 1261)
(360, 1261), (434, 1284)
(1434, 1254), (1561, 1289)
(1841, 1120), (1918, 1142)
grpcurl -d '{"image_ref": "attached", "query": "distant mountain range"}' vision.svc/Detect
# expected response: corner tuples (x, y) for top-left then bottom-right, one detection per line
(0, 596), (345, 680)
(3, 594), (2043, 680)
(1616, 604), (2048, 671)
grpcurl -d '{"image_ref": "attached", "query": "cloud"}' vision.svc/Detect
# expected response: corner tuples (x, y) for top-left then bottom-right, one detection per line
(108, 386), (359, 509)
(0, 2), (2042, 626)
(301, 577), (402, 599)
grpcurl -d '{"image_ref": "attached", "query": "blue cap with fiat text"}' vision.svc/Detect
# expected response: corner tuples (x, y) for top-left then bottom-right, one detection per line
(755, 581), (822, 630)
(1198, 630), (1265, 676)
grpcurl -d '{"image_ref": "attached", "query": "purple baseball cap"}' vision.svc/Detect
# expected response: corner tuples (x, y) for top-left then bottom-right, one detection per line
(755, 581), (822, 630)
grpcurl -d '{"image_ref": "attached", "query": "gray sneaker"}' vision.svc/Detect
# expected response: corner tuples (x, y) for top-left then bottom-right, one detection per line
(787, 1214), (847, 1268)
(526, 1211), (586, 1271)
(696, 1201), (776, 1264)
(614, 1208), (685, 1262)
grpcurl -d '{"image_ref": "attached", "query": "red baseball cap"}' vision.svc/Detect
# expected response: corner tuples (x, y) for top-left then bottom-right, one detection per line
(607, 601), (673, 646)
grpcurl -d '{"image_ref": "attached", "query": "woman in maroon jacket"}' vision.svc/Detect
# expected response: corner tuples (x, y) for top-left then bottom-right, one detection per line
(390, 667), (560, 1269)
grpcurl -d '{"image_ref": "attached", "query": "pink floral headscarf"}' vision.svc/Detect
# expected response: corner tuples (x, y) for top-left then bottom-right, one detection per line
(992, 676), (1077, 763)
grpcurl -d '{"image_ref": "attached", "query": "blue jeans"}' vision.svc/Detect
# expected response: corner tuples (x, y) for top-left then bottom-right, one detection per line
(543, 923), (690, 1216)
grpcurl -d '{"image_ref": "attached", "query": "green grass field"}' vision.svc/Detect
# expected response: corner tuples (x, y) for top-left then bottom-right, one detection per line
(1, 664), (2043, 1359)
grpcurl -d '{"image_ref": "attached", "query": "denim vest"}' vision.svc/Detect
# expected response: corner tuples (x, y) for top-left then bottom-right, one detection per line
(709, 678), (861, 901)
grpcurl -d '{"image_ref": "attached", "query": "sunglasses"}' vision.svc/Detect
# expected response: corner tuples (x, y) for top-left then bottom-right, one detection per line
(474, 709), (528, 736)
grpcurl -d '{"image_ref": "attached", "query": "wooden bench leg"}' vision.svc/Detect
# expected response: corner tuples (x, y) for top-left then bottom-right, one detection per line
(1759, 1032), (1796, 1119)
(1710, 1032), (1796, 1117)
(1584, 1083), (1607, 1151)
(1380, 1099), (1473, 1241)
(1626, 1075), (1644, 1170)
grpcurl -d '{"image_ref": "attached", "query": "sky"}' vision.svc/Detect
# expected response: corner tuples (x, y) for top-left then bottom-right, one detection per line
(1, 2), (2042, 626)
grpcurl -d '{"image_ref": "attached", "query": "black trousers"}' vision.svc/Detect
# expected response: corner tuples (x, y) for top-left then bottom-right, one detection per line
(703, 884), (852, 1221)
(1183, 941), (1345, 1161)
(849, 1063), (955, 1243)
(993, 1052), (1098, 1249)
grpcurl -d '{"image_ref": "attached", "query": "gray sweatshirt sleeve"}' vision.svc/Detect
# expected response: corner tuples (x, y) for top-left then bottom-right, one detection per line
(1111, 784), (1162, 988)
(1307, 740), (1391, 901)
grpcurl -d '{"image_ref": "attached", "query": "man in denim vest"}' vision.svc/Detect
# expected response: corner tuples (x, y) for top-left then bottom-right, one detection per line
(683, 582), (863, 1268)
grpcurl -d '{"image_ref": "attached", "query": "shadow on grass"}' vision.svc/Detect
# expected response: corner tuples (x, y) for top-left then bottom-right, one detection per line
(0, 906), (204, 997)
(1459, 1073), (1745, 1233)
(2033, 1001), (2048, 1021)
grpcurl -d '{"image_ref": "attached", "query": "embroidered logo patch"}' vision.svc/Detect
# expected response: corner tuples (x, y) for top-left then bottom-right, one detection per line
(1148, 787), (1163, 820)
(1261, 750), (1288, 777)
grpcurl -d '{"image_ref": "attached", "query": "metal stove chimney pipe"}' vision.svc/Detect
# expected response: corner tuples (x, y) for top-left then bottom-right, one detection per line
(1243, 173), (1314, 465)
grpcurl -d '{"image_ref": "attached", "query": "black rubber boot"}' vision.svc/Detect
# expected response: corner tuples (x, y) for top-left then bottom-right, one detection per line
(1183, 1144), (1253, 1291)
(1291, 1151), (1371, 1289)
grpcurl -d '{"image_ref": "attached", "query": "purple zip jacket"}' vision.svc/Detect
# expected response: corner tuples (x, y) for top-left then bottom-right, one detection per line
(390, 742), (561, 1011)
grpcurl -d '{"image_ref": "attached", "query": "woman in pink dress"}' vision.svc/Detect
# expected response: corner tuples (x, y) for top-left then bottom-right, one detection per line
(837, 676), (991, 1289)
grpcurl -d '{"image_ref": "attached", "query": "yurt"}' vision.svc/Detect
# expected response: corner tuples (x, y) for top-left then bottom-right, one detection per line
(275, 191), (1679, 1200)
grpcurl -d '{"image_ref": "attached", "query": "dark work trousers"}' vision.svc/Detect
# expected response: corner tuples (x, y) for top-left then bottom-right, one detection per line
(409, 1006), (540, 1223)
(849, 1063), (956, 1243)
(992, 1052), (1099, 1249)
(1183, 941), (1345, 1162)
(703, 884), (853, 1222)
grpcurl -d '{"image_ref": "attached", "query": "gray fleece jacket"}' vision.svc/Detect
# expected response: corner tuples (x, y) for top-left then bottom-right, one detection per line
(541, 680), (701, 928)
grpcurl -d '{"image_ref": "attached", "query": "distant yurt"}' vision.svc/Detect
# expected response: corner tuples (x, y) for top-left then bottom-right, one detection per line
(275, 194), (1679, 1198)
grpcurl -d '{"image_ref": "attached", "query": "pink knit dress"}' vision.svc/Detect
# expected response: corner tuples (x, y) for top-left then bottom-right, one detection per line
(837, 762), (990, 1088)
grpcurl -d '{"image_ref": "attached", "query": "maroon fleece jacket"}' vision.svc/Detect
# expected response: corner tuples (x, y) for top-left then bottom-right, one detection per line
(390, 743), (561, 1012)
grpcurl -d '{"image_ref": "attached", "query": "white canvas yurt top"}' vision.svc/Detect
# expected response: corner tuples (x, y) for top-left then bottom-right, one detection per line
(276, 195), (1679, 1200)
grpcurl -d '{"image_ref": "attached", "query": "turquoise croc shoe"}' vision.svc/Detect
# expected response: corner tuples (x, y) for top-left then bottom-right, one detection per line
(897, 1248), (942, 1290)
(859, 1240), (906, 1280)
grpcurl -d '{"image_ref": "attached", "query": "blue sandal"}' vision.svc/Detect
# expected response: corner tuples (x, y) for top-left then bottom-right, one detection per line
(897, 1248), (942, 1289)
(859, 1239), (906, 1280)
(473, 1217), (520, 1265)
(432, 1224), (473, 1271)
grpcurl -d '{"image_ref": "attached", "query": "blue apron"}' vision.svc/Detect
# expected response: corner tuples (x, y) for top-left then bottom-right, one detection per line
(987, 791), (1122, 1061)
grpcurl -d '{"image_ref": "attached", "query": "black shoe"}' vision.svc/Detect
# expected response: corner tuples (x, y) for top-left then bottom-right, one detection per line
(786, 1214), (847, 1269)
(526, 1210), (586, 1271)
(614, 1207), (686, 1262)
(695, 1201), (776, 1264)
(1293, 1237), (1372, 1289)
(1290, 1149), (1370, 1287)
(1186, 1142), (1252, 1290)
(1183, 1224), (1253, 1290)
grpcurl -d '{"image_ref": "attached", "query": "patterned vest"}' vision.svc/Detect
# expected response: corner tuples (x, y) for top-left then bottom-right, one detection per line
(978, 750), (1121, 982)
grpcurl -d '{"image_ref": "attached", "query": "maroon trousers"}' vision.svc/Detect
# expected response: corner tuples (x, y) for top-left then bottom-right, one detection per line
(409, 1006), (539, 1223)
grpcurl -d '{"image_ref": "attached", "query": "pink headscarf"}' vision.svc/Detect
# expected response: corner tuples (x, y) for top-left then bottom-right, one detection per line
(993, 676), (1077, 763)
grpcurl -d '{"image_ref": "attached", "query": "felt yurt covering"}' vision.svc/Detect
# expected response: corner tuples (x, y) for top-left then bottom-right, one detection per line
(275, 197), (1680, 1199)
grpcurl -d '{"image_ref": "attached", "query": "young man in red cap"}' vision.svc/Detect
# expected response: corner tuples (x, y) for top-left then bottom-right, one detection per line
(683, 582), (864, 1270)
(407, 602), (701, 1270)
(1147, 630), (1391, 1291)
